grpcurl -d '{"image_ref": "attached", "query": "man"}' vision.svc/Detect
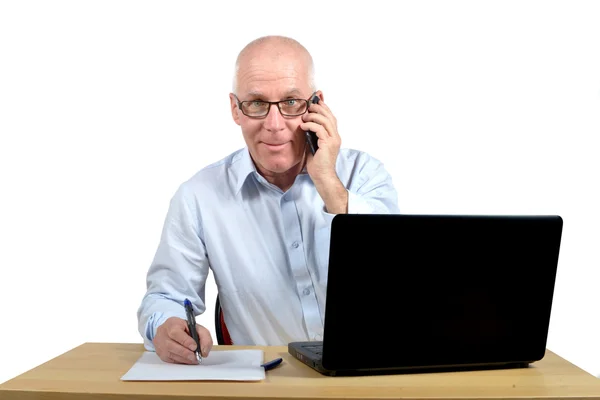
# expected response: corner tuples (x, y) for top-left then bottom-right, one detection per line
(137, 35), (400, 365)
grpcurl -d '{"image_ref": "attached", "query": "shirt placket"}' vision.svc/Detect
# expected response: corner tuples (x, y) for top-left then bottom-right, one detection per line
(280, 189), (323, 341)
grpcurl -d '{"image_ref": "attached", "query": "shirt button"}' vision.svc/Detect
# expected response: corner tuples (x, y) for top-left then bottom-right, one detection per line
(292, 241), (299, 248)
(303, 288), (310, 296)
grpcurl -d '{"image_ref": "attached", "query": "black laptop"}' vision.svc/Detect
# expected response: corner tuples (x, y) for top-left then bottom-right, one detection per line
(288, 214), (563, 376)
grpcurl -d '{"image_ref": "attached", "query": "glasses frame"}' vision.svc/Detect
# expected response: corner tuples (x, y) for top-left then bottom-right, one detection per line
(233, 92), (317, 118)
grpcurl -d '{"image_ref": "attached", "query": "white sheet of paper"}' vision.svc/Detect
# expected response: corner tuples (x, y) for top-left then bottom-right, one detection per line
(121, 349), (265, 381)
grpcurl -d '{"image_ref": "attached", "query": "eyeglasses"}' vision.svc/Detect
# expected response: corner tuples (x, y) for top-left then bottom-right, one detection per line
(233, 92), (316, 118)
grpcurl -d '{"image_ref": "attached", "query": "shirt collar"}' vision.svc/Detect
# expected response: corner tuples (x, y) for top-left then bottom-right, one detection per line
(233, 147), (257, 195)
(233, 147), (309, 195)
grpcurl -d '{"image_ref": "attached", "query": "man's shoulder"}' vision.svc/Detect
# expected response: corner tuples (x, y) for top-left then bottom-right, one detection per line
(335, 147), (390, 187)
(177, 148), (246, 194)
(192, 148), (244, 177)
(337, 147), (383, 168)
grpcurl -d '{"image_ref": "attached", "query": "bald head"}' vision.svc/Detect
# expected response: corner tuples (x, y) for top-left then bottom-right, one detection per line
(232, 35), (315, 94)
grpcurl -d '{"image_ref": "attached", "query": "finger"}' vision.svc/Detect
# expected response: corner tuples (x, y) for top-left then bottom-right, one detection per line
(310, 101), (337, 127)
(156, 339), (197, 365)
(313, 102), (340, 140)
(166, 338), (199, 364)
(302, 113), (335, 138)
(300, 122), (328, 139)
(196, 325), (214, 357)
(165, 350), (197, 365)
(168, 322), (200, 353)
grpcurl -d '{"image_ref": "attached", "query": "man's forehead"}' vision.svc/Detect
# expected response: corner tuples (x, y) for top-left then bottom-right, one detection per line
(237, 67), (310, 98)
(246, 88), (303, 96)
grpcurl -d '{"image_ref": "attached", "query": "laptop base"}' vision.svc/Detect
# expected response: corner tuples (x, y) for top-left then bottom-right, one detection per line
(288, 341), (531, 377)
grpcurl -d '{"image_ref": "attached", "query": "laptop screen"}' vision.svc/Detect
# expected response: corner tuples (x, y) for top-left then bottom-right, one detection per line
(321, 214), (562, 371)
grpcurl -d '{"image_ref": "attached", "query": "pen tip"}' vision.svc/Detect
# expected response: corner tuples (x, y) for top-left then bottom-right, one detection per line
(184, 298), (191, 306)
(196, 352), (202, 364)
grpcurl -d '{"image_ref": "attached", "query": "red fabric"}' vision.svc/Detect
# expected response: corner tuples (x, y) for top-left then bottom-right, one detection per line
(220, 313), (233, 345)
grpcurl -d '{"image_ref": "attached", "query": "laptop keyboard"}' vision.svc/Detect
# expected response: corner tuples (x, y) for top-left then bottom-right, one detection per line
(302, 344), (323, 356)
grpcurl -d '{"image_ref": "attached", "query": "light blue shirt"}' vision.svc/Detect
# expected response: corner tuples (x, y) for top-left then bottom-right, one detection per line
(137, 147), (400, 350)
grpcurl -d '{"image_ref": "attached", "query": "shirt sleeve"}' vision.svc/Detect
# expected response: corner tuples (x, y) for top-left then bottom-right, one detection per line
(136, 183), (211, 352)
(345, 152), (400, 214)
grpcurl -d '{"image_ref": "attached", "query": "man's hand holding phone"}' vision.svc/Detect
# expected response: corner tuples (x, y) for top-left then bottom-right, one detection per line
(300, 94), (342, 183)
(300, 93), (348, 214)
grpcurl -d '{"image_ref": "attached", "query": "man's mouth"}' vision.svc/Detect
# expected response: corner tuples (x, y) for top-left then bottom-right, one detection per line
(263, 142), (288, 149)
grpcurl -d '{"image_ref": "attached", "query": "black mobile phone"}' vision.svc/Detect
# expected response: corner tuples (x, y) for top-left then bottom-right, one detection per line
(305, 95), (320, 154)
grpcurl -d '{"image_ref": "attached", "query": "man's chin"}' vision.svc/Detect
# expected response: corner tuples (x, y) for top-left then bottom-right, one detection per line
(262, 163), (295, 174)
(258, 156), (299, 174)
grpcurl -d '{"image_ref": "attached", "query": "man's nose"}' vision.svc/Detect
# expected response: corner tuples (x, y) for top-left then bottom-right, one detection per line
(263, 103), (285, 131)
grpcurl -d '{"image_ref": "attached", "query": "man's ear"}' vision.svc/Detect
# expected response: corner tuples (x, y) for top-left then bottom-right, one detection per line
(229, 93), (241, 126)
(315, 90), (324, 103)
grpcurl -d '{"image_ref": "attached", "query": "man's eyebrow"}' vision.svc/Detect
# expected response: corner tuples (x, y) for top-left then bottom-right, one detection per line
(284, 88), (303, 97)
(246, 91), (264, 98)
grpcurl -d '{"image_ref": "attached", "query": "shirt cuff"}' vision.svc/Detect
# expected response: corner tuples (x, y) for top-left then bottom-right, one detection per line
(347, 189), (374, 214)
(319, 189), (373, 218)
(143, 310), (188, 351)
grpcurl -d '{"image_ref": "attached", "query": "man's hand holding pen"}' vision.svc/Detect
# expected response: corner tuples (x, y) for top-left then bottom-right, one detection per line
(153, 309), (213, 365)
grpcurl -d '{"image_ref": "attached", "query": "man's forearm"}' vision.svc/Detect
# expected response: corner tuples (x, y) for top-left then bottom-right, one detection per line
(313, 174), (348, 214)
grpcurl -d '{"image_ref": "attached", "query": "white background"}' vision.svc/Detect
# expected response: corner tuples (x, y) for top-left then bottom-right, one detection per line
(1, 0), (599, 384)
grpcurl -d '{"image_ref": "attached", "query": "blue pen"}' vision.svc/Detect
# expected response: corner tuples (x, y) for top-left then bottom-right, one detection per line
(183, 298), (202, 364)
(261, 357), (283, 371)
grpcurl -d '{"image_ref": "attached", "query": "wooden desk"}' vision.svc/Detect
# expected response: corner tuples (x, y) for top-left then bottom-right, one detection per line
(1, 343), (599, 400)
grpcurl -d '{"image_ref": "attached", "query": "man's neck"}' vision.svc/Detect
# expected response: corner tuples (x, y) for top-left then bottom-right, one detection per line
(254, 153), (306, 192)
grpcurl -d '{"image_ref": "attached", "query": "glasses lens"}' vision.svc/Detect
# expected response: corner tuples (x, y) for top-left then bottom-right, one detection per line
(242, 101), (269, 117)
(279, 99), (307, 116)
